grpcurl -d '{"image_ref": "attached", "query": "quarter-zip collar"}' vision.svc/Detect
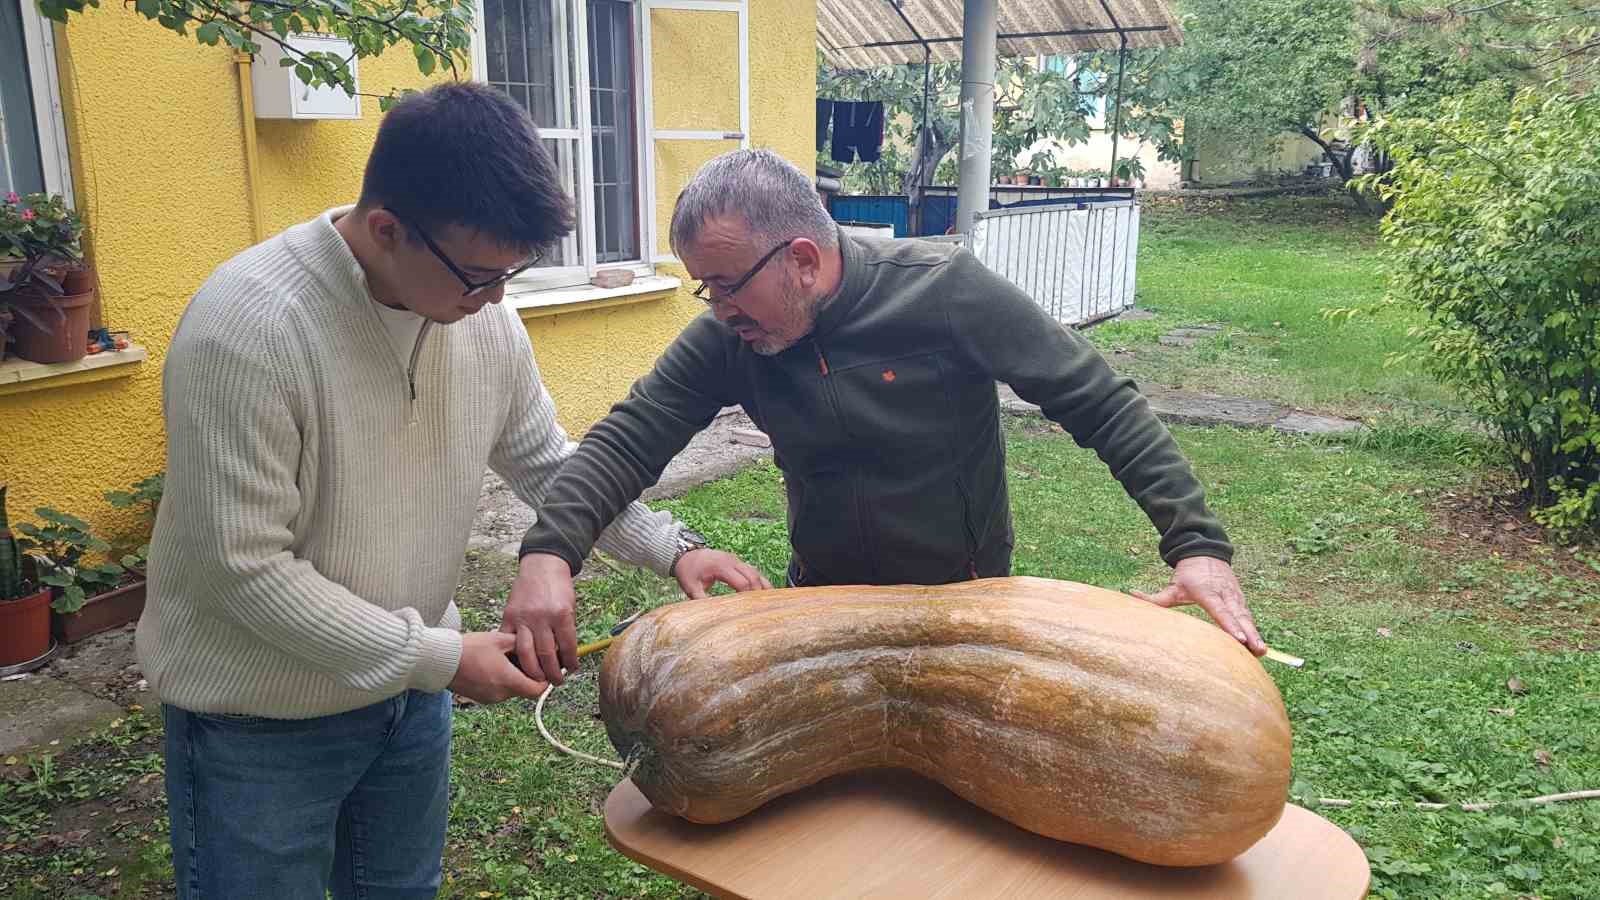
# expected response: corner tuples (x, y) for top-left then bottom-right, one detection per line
(290, 207), (435, 420)
(807, 229), (875, 342)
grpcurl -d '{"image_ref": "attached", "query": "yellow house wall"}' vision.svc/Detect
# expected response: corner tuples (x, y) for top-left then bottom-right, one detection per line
(1186, 127), (1328, 185)
(0, 0), (815, 537)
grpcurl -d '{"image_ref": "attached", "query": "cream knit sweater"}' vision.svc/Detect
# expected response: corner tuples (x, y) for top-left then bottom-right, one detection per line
(135, 209), (682, 718)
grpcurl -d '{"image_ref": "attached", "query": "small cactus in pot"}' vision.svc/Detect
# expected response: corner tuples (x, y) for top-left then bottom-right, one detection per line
(0, 484), (32, 601)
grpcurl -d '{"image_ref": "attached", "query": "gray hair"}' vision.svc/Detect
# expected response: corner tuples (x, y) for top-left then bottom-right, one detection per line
(669, 148), (838, 255)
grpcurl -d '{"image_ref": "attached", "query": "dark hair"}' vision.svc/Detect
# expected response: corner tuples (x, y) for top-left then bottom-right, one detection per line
(358, 81), (576, 252)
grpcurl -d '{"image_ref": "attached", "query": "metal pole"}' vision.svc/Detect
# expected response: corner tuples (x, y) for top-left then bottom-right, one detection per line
(955, 0), (997, 235)
(922, 45), (932, 130)
(1096, 0), (1129, 188)
(889, 0), (934, 235)
(1109, 40), (1127, 186)
(912, 45), (932, 236)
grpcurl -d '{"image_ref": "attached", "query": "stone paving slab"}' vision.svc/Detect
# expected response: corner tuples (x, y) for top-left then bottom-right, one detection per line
(998, 385), (1363, 436)
(0, 673), (124, 757)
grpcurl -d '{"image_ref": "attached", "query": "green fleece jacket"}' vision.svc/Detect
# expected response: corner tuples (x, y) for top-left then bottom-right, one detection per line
(520, 233), (1232, 585)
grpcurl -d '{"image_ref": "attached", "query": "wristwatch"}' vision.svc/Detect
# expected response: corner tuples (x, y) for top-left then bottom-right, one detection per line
(670, 527), (708, 576)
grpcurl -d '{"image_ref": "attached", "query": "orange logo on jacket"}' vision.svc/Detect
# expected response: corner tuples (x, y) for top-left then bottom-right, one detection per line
(882, 369), (896, 383)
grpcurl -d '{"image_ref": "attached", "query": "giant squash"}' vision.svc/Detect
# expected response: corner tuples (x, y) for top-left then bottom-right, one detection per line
(598, 576), (1292, 866)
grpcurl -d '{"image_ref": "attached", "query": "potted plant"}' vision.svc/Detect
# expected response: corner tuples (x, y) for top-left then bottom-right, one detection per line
(0, 485), (53, 669)
(1114, 157), (1148, 190)
(1023, 152), (1056, 187)
(0, 191), (94, 365)
(15, 506), (142, 643)
(990, 153), (1018, 186)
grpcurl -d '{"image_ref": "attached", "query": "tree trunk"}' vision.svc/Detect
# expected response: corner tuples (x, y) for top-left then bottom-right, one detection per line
(905, 120), (958, 236)
(1298, 125), (1372, 215)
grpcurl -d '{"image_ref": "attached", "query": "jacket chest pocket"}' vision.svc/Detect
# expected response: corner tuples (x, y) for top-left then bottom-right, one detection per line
(830, 353), (953, 454)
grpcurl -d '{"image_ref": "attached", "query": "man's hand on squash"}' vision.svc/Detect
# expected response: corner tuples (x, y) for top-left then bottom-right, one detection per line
(672, 549), (773, 599)
(1131, 556), (1267, 657)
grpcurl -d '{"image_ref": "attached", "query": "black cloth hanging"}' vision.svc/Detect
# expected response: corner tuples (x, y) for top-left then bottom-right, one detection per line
(830, 101), (885, 164)
(816, 99), (834, 152)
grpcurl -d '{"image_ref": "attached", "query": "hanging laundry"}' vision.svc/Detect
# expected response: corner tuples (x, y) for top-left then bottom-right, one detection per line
(830, 101), (885, 164)
(816, 99), (834, 152)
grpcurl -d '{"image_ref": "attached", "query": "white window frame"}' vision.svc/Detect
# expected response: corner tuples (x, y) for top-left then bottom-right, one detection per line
(6, 0), (73, 202)
(640, 0), (747, 263)
(472, 0), (654, 293)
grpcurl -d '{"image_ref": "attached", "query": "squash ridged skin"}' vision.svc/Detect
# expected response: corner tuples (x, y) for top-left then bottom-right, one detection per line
(598, 576), (1292, 866)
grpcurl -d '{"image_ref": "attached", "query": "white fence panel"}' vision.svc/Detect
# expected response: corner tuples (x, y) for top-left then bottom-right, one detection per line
(966, 200), (1138, 327)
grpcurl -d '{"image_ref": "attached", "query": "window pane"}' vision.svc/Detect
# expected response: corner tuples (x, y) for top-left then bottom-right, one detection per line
(0, 0), (45, 196)
(539, 137), (581, 268)
(484, 0), (574, 132)
(587, 0), (639, 263)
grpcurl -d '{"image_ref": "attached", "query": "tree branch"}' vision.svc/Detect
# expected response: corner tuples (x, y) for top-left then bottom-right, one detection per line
(1538, 37), (1600, 68)
(1450, 0), (1518, 15)
(185, 0), (460, 85)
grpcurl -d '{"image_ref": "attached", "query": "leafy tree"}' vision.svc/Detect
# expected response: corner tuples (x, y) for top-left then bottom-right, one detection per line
(1360, 1), (1600, 90)
(1158, 0), (1363, 187)
(1153, 0), (1507, 209)
(35, 0), (472, 109)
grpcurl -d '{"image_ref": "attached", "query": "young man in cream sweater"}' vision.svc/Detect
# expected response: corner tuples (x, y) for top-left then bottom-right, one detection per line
(138, 81), (768, 899)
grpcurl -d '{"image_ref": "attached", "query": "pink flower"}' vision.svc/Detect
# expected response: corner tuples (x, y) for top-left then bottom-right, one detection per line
(4, 192), (17, 204)
(20, 209), (35, 221)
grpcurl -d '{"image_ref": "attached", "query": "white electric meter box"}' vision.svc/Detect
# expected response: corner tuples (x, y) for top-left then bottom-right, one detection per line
(250, 34), (362, 120)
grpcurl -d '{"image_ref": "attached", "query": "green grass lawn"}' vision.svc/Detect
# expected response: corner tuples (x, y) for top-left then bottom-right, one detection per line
(4, 194), (1597, 900)
(1090, 195), (1465, 423)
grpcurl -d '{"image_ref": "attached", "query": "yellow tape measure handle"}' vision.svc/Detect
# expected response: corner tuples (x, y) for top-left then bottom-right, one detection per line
(577, 636), (613, 658)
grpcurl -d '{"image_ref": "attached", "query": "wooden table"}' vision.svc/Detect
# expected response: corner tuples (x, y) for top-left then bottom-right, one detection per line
(604, 771), (1370, 899)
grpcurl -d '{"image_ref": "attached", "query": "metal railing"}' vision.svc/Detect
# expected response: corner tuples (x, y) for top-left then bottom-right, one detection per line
(966, 199), (1139, 327)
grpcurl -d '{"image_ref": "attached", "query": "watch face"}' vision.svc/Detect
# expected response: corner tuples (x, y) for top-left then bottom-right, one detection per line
(681, 528), (707, 547)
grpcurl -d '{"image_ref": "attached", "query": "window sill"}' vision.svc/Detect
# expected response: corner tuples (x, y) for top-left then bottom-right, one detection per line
(0, 344), (149, 397)
(509, 275), (682, 320)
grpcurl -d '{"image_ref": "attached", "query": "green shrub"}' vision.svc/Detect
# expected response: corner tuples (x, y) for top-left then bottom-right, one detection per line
(1359, 89), (1600, 537)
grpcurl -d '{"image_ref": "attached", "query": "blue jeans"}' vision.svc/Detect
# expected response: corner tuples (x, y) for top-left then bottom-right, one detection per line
(162, 689), (453, 899)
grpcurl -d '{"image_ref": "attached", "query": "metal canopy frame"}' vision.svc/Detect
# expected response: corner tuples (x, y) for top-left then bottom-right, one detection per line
(837, 23), (1170, 52)
(817, 0), (1182, 65)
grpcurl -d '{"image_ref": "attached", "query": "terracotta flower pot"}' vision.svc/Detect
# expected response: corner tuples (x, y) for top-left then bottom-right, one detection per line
(11, 288), (94, 364)
(0, 586), (52, 667)
(61, 265), (95, 295)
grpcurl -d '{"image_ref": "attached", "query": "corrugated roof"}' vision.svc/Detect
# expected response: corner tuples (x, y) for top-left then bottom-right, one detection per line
(817, 0), (1183, 69)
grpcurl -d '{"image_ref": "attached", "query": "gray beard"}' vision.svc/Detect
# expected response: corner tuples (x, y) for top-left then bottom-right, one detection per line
(746, 280), (824, 355)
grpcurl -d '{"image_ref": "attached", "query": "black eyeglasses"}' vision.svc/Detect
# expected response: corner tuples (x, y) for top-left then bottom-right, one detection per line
(691, 240), (796, 305)
(391, 211), (543, 297)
